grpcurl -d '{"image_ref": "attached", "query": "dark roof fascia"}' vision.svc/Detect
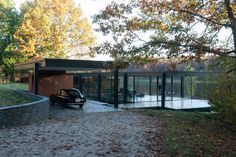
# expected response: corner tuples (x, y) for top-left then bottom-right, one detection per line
(44, 58), (113, 69)
(165, 71), (219, 77)
(38, 67), (110, 72)
(14, 58), (46, 70)
(14, 58), (113, 71)
(75, 71), (219, 77)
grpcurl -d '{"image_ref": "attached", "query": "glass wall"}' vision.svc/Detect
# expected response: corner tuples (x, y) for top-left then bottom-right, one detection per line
(82, 76), (98, 99)
(74, 72), (211, 107)
(135, 77), (149, 102)
(184, 76), (192, 99)
(165, 77), (172, 101)
(101, 75), (114, 103)
(165, 76), (182, 101)
(172, 76), (181, 99)
(99, 75), (124, 103)
(150, 77), (158, 101)
(191, 76), (208, 99)
(118, 76), (124, 103)
(126, 76), (159, 103)
(127, 76), (135, 103)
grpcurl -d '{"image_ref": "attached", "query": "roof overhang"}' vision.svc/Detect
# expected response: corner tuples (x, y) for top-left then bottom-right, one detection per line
(14, 58), (114, 72)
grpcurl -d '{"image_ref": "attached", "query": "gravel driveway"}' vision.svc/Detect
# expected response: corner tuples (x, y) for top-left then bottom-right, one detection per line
(0, 106), (165, 157)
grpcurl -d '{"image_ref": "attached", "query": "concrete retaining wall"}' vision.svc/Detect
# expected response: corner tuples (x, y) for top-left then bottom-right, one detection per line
(0, 90), (49, 128)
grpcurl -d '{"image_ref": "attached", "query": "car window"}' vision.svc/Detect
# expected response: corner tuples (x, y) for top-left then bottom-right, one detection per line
(61, 90), (68, 97)
(67, 90), (81, 97)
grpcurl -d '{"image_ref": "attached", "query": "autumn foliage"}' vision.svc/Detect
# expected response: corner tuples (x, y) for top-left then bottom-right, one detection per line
(14, 0), (95, 60)
(94, 0), (236, 63)
(0, 0), (96, 78)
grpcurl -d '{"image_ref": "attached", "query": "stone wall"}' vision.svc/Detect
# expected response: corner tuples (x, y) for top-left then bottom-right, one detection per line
(0, 90), (49, 128)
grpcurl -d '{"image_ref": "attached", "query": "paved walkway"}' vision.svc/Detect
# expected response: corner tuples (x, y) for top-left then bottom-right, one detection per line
(82, 100), (121, 113)
(51, 100), (121, 113)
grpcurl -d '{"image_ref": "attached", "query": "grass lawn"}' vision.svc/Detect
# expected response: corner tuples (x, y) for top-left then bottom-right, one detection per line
(0, 83), (28, 91)
(0, 83), (35, 107)
(137, 110), (236, 157)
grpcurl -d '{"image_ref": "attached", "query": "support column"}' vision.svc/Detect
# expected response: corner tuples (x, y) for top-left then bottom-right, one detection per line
(97, 74), (101, 101)
(114, 69), (119, 108)
(171, 76), (173, 101)
(149, 76), (152, 95)
(123, 73), (127, 104)
(157, 76), (159, 102)
(133, 76), (136, 102)
(181, 76), (184, 98)
(161, 72), (166, 109)
(78, 74), (83, 92)
(190, 76), (193, 99)
(34, 62), (39, 95)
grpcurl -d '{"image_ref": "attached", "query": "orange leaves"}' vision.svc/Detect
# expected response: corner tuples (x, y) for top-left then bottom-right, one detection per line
(128, 18), (145, 30)
(160, 23), (169, 32)
(231, 2), (236, 16)
(128, 17), (159, 31)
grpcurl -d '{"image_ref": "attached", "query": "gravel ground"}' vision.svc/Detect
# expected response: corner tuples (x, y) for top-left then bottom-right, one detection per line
(0, 107), (165, 157)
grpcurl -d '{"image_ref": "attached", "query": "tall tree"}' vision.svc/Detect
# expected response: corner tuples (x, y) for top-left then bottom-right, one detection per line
(0, 0), (21, 78)
(93, 0), (236, 63)
(14, 0), (95, 59)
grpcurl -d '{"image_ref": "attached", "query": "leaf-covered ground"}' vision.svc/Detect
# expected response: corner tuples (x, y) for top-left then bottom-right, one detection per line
(0, 109), (165, 157)
(137, 110), (236, 157)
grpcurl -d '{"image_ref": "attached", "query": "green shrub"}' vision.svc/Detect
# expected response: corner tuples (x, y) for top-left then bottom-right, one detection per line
(209, 57), (236, 123)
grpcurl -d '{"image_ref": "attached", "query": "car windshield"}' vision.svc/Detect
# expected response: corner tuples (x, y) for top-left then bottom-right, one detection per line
(65, 89), (81, 97)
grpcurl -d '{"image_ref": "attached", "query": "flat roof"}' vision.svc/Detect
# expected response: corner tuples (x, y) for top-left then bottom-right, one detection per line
(14, 58), (113, 71)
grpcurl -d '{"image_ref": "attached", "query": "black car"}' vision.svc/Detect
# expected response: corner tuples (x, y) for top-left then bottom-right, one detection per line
(50, 88), (86, 108)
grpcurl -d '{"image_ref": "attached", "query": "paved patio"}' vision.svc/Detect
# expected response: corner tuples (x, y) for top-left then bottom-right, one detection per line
(119, 99), (210, 110)
(51, 98), (210, 112)
(119, 95), (211, 110)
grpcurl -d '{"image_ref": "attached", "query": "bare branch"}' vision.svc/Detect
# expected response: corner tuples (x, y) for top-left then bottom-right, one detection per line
(130, 40), (234, 56)
(187, 21), (199, 31)
(225, 0), (236, 53)
(226, 33), (233, 48)
(209, 26), (223, 45)
(127, 29), (149, 44)
(178, 9), (231, 28)
(201, 4), (223, 36)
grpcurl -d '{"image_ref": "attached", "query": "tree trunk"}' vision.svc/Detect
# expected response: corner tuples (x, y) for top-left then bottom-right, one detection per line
(232, 29), (236, 55)
(225, 0), (236, 55)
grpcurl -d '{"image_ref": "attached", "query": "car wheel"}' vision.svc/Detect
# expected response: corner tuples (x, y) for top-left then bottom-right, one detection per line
(51, 100), (55, 106)
(61, 101), (67, 107)
(79, 104), (83, 108)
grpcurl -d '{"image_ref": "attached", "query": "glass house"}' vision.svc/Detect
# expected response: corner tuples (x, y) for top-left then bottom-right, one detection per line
(14, 58), (213, 111)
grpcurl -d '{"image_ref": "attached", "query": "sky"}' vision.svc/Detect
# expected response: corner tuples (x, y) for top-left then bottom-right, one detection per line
(13, 0), (111, 16)
(13, 0), (113, 60)
(12, 0), (233, 59)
